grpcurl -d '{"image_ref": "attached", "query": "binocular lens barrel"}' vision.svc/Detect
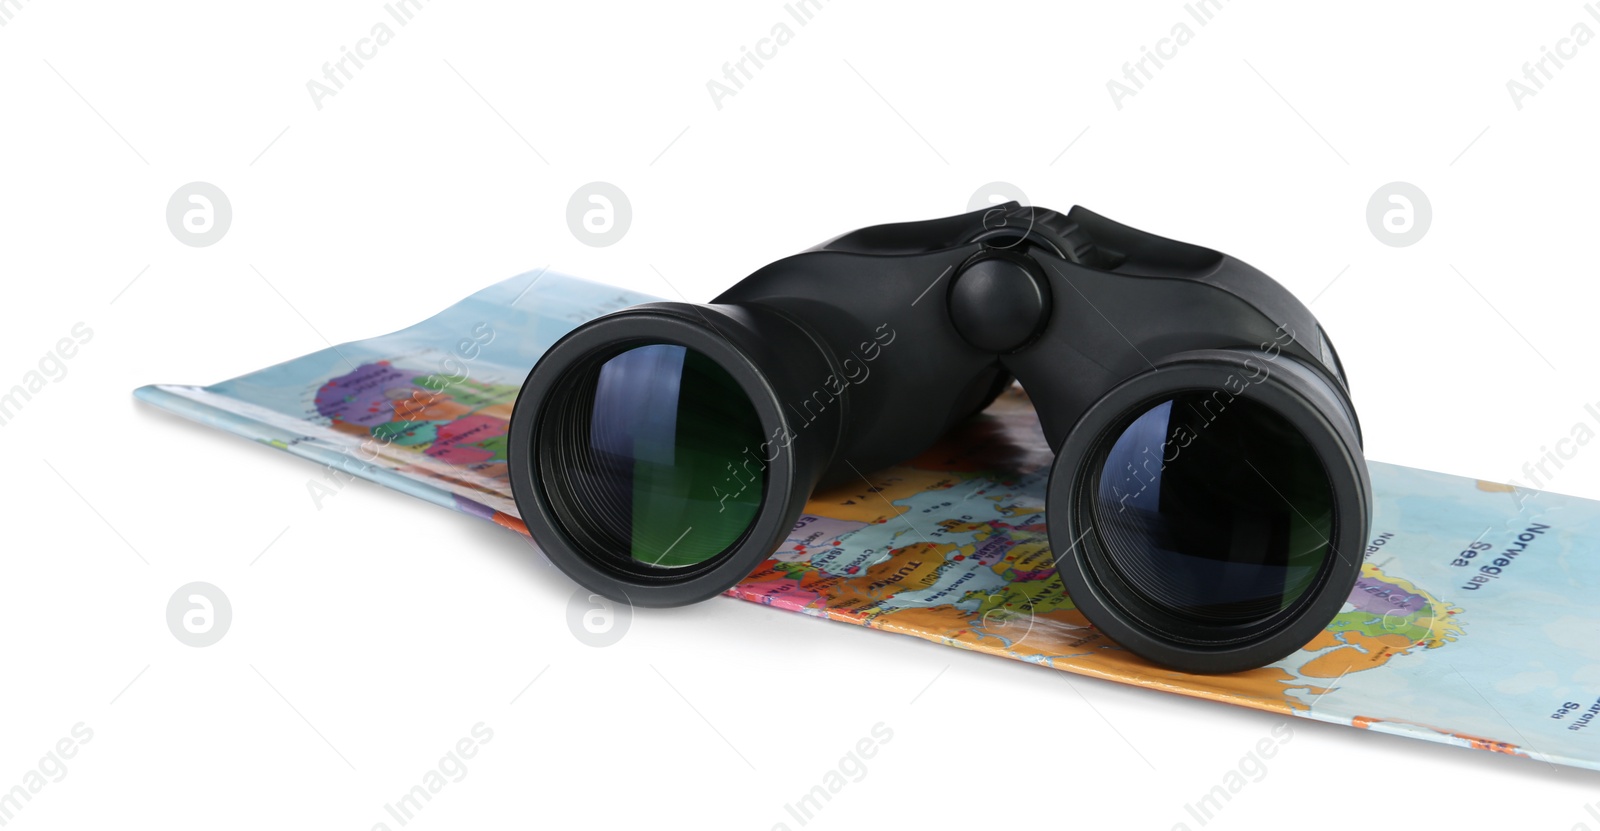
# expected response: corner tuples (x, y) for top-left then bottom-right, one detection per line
(510, 301), (846, 606)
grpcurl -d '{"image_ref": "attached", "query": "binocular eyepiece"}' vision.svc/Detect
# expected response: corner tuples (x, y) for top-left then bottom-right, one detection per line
(507, 204), (1370, 673)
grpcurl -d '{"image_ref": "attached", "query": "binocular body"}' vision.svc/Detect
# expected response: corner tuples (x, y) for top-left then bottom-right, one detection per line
(508, 204), (1369, 673)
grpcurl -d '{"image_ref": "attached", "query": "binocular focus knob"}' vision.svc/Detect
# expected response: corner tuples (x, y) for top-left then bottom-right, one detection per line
(947, 254), (1052, 354)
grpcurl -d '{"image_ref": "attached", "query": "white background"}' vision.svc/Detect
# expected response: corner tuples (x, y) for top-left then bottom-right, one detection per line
(3, 0), (1599, 828)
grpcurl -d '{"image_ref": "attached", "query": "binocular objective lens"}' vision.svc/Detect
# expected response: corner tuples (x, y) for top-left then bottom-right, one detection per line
(548, 343), (765, 570)
(1090, 393), (1336, 629)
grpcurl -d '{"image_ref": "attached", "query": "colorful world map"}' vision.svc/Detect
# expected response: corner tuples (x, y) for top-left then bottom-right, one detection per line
(136, 270), (1600, 771)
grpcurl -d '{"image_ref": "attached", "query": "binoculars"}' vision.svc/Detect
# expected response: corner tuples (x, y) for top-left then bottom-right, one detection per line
(507, 204), (1370, 673)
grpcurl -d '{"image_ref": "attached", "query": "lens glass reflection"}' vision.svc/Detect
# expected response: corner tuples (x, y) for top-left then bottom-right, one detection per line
(563, 344), (763, 568)
(1091, 393), (1334, 626)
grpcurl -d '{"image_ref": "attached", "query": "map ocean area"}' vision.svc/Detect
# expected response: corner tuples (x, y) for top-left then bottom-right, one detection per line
(135, 270), (1600, 771)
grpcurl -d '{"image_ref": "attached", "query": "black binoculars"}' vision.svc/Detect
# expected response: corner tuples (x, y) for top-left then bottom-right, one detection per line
(507, 204), (1370, 673)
